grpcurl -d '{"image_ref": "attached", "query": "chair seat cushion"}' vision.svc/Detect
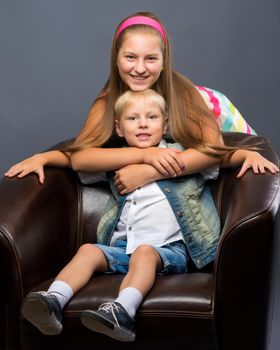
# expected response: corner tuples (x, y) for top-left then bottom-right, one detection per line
(34, 272), (215, 319)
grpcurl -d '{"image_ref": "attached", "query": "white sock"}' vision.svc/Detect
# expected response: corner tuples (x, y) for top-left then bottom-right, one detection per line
(115, 287), (143, 319)
(47, 280), (73, 309)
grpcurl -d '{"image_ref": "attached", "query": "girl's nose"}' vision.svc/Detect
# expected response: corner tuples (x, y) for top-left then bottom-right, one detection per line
(135, 59), (146, 74)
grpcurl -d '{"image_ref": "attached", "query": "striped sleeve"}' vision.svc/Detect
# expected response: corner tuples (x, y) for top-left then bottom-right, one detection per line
(197, 86), (257, 135)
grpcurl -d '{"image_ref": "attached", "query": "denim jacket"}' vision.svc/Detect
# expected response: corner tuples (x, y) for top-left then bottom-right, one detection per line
(96, 143), (221, 269)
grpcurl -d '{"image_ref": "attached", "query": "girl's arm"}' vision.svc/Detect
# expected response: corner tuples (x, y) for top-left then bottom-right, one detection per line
(115, 148), (279, 195)
(4, 98), (105, 183)
(4, 151), (70, 184)
(221, 149), (279, 178)
(72, 111), (224, 177)
(71, 146), (185, 177)
(114, 147), (221, 195)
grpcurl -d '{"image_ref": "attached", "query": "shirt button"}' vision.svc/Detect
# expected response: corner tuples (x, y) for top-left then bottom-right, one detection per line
(176, 210), (184, 218)
(128, 226), (132, 231)
(133, 200), (137, 205)
(164, 187), (171, 193)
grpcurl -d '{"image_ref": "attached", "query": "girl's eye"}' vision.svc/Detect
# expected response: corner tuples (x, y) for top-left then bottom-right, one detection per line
(149, 115), (158, 119)
(128, 116), (136, 120)
(147, 56), (157, 62)
(126, 55), (135, 60)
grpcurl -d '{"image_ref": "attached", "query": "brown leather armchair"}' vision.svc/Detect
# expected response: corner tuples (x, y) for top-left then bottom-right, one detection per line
(0, 132), (279, 350)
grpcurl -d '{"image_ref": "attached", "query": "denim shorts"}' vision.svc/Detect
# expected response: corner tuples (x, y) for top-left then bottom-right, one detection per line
(94, 239), (189, 275)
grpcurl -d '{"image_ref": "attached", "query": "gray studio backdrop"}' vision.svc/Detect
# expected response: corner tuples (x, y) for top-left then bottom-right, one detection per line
(1, 0), (280, 176)
(0, 1), (280, 350)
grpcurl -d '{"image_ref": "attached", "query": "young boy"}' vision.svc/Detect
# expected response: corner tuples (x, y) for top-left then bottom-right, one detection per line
(21, 89), (277, 342)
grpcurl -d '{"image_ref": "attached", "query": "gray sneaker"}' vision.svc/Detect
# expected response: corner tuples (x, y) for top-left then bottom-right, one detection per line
(22, 291), (62, 335)
(81, 302), (135, 342)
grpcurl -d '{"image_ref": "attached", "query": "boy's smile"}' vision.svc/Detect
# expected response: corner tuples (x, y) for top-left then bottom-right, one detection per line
(115, 97), (167, 148)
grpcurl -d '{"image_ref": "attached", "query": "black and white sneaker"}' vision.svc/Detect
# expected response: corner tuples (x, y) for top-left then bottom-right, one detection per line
(81, 302), (136, 342)
(22, 291), (63, 335)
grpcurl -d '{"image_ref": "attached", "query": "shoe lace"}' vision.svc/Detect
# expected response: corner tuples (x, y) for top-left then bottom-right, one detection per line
(98, 302), (122, 327)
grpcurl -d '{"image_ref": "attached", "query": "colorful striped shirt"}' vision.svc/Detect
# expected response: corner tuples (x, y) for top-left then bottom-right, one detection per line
(197, 86), (256, 135)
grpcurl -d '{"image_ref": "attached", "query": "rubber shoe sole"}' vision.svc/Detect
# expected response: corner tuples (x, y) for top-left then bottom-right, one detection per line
(81, 310), (135, 342)
(22, 294), (62, 335)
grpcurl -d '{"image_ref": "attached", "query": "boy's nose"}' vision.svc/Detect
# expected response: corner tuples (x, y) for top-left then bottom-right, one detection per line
(138, 117), (148, 128)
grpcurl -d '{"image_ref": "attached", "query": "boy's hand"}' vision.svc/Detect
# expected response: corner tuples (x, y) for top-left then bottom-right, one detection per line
(142, 147), (185, 177)
(237, 151), (279, 178)
(114, 164), (160, 195)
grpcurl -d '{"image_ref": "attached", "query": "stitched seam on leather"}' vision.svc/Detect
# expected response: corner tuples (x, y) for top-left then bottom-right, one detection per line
(215, 174), (226, 220)
(138, 310), (215, 319)
(0, 227), (24, 299)
(75, 178), (83, 249)
(221, 175), (279, 235)
(218, 134), (280, 245)
(63, 309), (215, 319)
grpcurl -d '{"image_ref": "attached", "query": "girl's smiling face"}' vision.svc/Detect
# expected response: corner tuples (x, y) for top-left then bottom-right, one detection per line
(117, 32), (164, 91)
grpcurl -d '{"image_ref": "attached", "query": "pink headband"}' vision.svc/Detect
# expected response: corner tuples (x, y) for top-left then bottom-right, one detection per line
(116, 16), (166, 42)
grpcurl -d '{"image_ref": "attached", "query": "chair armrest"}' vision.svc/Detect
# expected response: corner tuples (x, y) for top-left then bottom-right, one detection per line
(0, 167), (81, 302)
(214, 133), (280, 349)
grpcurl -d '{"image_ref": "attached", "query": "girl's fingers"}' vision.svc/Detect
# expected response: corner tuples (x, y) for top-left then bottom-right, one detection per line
(258, 163), (265, 174)
(252, 163), (259, 174)
(37, 169), (45, 184)
(236, 163), (249, 178)
(154, 161), (170, 176)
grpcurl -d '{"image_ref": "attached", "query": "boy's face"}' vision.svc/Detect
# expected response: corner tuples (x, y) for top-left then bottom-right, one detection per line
(115, 97), (167, 148)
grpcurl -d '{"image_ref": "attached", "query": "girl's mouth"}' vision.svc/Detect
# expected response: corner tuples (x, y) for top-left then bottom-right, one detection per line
(130, 75), (149, 80)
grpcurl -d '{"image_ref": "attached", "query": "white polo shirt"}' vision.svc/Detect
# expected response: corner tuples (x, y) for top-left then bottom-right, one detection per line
(109, 140), (219, 254)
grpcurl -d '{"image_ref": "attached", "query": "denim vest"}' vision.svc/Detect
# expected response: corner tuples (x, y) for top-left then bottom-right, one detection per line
(96, 143), (221, 269)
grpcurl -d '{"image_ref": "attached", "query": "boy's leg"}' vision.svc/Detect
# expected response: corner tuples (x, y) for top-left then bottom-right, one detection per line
(22, 244), (108, 335)
(55, 243), (109, 293)
(81, 244), (162, 342)
(119, 244), (163, 296)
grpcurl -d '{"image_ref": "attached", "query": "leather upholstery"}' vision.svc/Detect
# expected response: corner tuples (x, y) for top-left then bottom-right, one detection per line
(0, 132), (279, 350)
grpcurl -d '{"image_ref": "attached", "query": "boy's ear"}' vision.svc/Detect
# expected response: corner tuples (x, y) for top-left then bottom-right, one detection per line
(163, 118), (168, 135)
(115, 119), (124, 137)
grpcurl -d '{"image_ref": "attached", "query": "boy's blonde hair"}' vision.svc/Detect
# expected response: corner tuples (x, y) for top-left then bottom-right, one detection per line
(114, 89), (167, 120)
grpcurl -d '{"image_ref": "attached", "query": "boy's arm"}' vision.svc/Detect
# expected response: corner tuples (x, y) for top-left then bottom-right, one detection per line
(114, 148), (221, 195)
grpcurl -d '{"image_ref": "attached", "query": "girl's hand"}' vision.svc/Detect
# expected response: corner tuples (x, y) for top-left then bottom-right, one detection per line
(142, 147), (185, 177)
(237, 151), (279, 178)
(4, 154), (46, 184)
(114, 164), (160, 195)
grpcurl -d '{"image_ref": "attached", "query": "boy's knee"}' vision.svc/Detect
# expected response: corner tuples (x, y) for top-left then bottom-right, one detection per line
(77, 243), (98, 258)
(132, 244), (158, 260)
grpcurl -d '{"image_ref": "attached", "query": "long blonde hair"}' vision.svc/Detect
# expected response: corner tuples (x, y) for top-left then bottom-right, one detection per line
(63, 12), (246, 156)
